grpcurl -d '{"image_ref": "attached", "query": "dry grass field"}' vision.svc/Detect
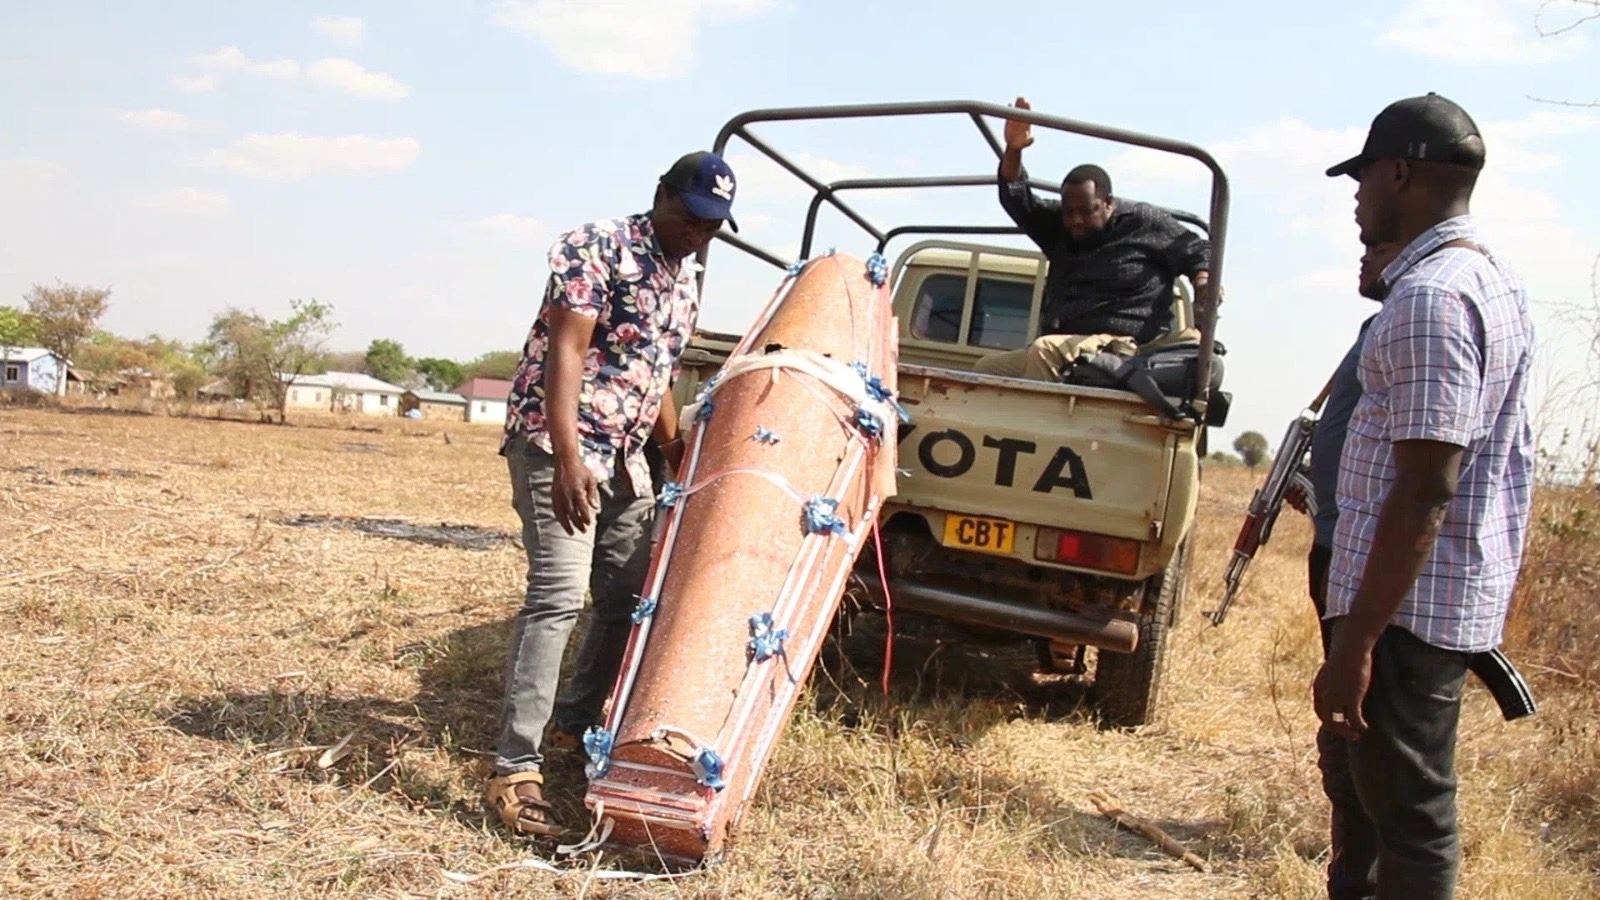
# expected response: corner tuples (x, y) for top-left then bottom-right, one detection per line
(2, 404), (1597, 899)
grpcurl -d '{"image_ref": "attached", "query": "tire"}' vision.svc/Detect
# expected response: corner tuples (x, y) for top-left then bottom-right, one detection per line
(1091, 539), (1188, 728)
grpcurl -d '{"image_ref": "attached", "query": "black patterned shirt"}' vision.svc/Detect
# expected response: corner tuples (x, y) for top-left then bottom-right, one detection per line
(998, 165), (1210, 344)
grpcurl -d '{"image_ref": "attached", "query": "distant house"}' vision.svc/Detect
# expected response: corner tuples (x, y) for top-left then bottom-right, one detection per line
(282, 374), (333, 410)
(1, 347), (69, 395)
(196, 379), (236, 402)
(280, 371), (406, 416)
(456, 377), (514, 425)
(74, 367), (174, 399)
(400, 389), (468, 421)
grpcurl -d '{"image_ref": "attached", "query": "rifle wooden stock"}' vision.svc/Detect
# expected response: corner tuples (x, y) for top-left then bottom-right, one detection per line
(1209, 411), (1318, 625)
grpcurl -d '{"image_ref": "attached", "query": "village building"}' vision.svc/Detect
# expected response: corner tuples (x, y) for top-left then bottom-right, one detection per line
(455, 377), (513, 425)
(400, 389), (468, 421)
(71, 367), (175, 400)
(0, 347), (69, 395)
(280, 371), (406, 416)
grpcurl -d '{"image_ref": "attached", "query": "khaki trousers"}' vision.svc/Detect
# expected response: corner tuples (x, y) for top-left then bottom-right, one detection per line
(971, 328), (1201, 382)
(971, 333), (1138, 381)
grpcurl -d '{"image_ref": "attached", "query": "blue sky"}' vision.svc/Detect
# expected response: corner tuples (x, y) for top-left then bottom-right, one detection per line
(2, 0), (1597, 456)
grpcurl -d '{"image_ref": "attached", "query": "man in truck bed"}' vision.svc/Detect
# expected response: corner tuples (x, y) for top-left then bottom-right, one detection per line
(973, 96), (1212, 381)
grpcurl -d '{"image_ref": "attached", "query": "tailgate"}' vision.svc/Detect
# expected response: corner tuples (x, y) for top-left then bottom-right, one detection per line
(673, 345), (1196, 580)
(893, 364), (1188, 546)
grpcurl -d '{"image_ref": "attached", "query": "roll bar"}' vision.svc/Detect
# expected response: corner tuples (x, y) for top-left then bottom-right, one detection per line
(695, 100), (1231, 414)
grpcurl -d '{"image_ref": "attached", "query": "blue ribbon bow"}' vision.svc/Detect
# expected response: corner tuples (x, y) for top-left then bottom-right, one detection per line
(692, 747), (726, 792)
(657, 481), (685, 509)
(865, 252), (888, 287)
(803, 496), (849, 537)
(582, 726), (614, 779)
(630, 595), (657, 624)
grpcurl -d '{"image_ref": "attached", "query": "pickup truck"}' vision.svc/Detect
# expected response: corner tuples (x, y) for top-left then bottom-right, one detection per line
(673, 101), (1233, 726)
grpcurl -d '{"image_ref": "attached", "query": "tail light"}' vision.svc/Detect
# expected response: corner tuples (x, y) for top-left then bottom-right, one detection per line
(1034, 527), (1140, 576)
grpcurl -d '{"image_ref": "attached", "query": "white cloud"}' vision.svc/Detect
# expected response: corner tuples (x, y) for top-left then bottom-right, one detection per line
(305, 59), (409, 99)
(1293, 266), (1363, 296)
(192, 45), (300, 79)
(1108, 117), (1365, 250)
(311, 15), (366, 46)
(175, 45), (407, 101)
(724, 150), (879, 203)
(1112, 108), (1600, 257)
(1378, 0), (1585, 64)
(0, 157), (68, 188)
(171, 74), (220, 94)
(142, 188), (232, 218)
(735, 211), (774, 232)
(199, 133), (421, 182)
(470, 213), (553, 245)
(1482, 108), (1600, 172)
(119, 108), (199, 132)
(491, 0), (778, 79)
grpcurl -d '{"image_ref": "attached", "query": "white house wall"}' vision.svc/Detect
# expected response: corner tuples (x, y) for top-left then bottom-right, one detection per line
(286, 385), (330, 408)
(2, 355), (65, 394)
(359, 392), (398, 416)
(466, 399), (507, 424)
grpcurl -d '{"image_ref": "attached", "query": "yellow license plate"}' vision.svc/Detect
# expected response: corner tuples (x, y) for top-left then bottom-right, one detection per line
(941, 514), (1017, 555)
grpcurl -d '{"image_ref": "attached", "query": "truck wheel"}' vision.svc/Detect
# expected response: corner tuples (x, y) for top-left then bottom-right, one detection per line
(1091, 540), (1188, 728)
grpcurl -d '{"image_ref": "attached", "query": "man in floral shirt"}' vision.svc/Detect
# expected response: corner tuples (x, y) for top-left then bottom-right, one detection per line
(486, 151), (738, 837)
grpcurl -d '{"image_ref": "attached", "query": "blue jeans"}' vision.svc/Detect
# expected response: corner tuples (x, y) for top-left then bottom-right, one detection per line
(493, 443), (654, 776)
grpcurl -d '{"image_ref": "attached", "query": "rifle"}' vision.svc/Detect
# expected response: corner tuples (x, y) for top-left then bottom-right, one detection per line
(1207, 376), (1335, 626)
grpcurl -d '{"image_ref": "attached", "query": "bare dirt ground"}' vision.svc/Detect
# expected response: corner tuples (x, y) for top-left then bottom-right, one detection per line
(2, 407), (1596, 899)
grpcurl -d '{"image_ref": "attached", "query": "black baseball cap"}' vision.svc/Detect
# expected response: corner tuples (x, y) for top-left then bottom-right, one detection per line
(1326, 92), (1486, 179)
(660, 151), (738, 232)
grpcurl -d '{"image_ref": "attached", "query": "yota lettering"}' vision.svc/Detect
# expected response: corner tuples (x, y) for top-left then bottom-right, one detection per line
(898, 424), (1092, 498)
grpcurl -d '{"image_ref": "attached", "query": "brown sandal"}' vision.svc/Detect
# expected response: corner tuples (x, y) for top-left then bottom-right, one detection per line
(485, 771), (562, 837)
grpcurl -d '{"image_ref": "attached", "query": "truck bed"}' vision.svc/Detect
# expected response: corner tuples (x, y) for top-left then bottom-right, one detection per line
(673, 335), (1199, 583)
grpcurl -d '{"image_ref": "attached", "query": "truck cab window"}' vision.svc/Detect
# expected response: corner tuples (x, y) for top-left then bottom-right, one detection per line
(909, 272), (1032, 351)
(969, 278), (1031, 350)
(910, 273), (965, 343)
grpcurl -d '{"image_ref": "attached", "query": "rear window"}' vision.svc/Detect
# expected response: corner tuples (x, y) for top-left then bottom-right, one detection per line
(909, 273), (1032, 351)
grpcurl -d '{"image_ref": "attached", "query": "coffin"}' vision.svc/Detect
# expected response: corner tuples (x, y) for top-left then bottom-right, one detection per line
(573, 251), (901, 865)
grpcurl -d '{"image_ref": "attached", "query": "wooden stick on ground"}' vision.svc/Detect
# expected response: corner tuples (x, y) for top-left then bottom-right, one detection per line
(1088, 789), (1208, 873)
(0, 567), (76, 589)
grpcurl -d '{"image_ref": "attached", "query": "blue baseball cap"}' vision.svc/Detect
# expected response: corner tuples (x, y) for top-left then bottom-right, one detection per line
(660, 151), (738, 232)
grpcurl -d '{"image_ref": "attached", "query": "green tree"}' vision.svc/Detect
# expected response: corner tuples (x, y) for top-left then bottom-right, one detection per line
(24, 281), (111, 395)
(364, 338), (413, 385)
(169, 359), (209, 401)
(414, 357), (465, 392)
(0, 306), (39, 359)
(1233, 431), (1271, 470)
(464, 350), (521, 381)
(76, 331), (151, 382)
(416, 356), (465, 391)
(69, 331), (214, 400)
(203, 299), (336, 423)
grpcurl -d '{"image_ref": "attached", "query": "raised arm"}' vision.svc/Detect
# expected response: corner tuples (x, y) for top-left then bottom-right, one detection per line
(998, 96), (1062, 250)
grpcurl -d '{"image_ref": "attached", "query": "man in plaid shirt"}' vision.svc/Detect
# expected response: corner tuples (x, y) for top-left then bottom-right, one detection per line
(1316, 93), (1536, 899)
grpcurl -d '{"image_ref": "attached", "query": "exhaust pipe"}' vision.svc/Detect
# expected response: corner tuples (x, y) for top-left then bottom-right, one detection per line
(853, 573), (1139, 654)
